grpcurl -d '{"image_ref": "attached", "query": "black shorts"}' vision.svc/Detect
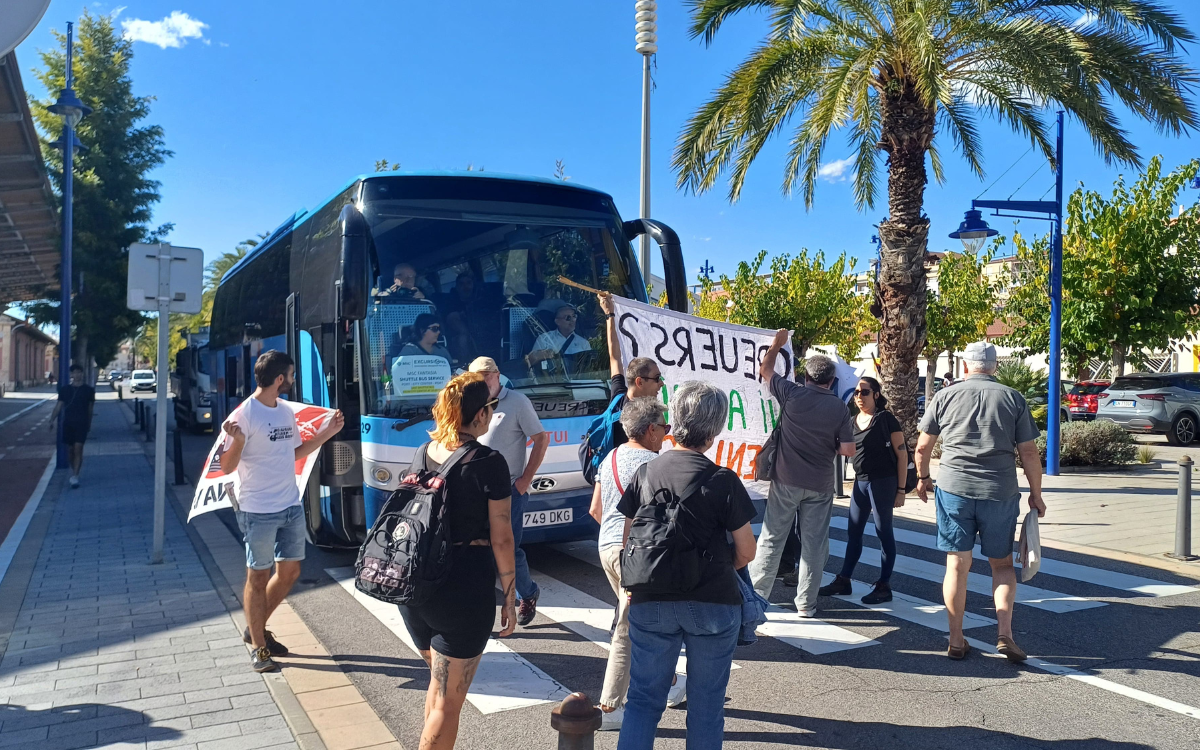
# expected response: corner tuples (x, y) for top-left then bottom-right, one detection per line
(62, 420), (90, 445)
(398, 546), (496, 659)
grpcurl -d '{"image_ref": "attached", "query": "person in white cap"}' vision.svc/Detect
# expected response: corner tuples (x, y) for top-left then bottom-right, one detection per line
(914, 341), (1046, 662)
(468, 356), (549, 627)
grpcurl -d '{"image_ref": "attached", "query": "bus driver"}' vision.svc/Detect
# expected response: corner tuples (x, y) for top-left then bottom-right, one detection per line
(526, 302), (591, 370)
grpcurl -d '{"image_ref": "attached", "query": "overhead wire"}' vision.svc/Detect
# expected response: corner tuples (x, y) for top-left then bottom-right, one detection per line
(1008, 158), (1050, 200)
(974, 145), (1034, 200)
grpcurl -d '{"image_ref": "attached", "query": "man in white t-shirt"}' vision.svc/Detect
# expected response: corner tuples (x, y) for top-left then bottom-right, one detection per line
(220, 350), (344, 673)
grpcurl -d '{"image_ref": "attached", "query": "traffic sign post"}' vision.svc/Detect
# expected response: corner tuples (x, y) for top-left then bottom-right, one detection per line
(127, 243), (202, 563)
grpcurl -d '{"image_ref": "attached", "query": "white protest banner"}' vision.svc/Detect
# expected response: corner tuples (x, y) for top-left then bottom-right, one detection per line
(189, 399), (336, 522)
(610, 296), (859, 481)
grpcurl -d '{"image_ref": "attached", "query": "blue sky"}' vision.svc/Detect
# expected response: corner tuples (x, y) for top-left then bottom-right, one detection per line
(14, 0), (1200, 288)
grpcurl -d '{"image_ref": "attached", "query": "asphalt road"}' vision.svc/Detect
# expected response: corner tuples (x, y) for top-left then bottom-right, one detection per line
(174, 419), (1200, 750)
(0, 393), (56, 547)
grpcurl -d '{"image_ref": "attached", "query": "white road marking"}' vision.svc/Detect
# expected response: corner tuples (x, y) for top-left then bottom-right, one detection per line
(829, 516), (1198, 598)
(0, 456), (55, 586)
(327, 567), (570, 714)
(0, 399), (51, 429)
(822, 572), (995, 632)
(965, 636), (1200, 721)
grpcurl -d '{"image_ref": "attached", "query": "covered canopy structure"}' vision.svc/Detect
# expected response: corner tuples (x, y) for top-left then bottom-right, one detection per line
(0, 51), (58, 306)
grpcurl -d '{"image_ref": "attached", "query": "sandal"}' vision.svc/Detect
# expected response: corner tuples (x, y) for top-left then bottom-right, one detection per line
(947, 642), (971, 660)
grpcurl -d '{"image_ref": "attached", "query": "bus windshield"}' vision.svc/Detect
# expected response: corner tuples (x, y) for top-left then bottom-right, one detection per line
(359, 190), (645, 419)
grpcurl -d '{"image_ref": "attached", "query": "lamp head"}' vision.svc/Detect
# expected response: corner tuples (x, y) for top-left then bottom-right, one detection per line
(48, 87), (92, 129)
(49, 131), (88, 154)
(948, 209), (998, 253)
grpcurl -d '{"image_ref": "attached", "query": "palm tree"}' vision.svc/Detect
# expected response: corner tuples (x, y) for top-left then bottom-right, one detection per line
(674, 0), (1198, 438)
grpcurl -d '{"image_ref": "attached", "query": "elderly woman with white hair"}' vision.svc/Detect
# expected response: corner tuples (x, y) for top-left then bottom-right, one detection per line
(615, 381), (757, 750)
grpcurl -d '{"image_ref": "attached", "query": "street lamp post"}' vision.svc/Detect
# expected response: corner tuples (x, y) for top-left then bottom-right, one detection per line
(950, 112), (1065, 475)
(48, 21), (91, 470)
(635, 1), (657, 282)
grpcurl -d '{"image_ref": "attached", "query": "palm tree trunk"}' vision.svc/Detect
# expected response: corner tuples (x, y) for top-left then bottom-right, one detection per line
(877, 76), (935, 446)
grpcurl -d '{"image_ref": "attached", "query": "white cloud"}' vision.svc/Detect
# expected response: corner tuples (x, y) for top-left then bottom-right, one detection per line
(121, 11), (208, 49)
(817, 156), (854, 182)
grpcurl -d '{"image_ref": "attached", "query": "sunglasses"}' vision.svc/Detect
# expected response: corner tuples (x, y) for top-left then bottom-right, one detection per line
(652, 421), (672, 433)
(557, 314), (578, 321)
(484, 398), (499, 410)
(425, 325), (442, 333)
(854, 388), (874, 397)
(640, 374), (665, 383)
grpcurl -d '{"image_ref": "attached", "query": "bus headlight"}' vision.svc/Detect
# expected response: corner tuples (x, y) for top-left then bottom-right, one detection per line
(372, 466), (392, 484)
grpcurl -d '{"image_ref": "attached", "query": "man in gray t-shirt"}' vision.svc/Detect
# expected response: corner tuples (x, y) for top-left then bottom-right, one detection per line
(748, 329), (854, 617)
(915, 341), (1046, 664)
(470, 357), (549, 628)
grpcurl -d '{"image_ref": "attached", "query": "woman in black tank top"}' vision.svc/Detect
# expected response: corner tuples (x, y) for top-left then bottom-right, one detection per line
(398, 372), (516, 750)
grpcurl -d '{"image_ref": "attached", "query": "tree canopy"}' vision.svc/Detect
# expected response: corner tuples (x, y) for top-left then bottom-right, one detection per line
(924, 247), (1000, 397)
(27, 10), (172, 368)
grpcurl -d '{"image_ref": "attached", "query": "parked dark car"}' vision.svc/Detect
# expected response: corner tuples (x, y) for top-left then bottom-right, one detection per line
(1096, 373), (1200, 445)
(1067, 380), (1110, 422)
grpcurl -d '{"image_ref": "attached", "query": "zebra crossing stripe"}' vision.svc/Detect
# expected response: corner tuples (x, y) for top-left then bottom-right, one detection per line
(829, 516), (1198, 598)
(821, 572), (996, 632)
(964, 636), (1200, 721)
(326, 568), (571, 715)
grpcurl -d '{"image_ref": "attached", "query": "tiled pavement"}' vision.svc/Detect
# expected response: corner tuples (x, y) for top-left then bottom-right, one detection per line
(0, 401), (299, 750)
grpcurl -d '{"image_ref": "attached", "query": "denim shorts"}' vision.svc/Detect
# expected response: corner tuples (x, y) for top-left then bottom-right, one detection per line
(235, 505), (307, 570)
(935, 487), (1020, 560)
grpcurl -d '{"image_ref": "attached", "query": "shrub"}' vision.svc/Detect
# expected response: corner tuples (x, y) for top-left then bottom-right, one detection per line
(1136, 445), (1158, 464)
(1033, 419), (1136, 467)
(995, 360), (1048, 401)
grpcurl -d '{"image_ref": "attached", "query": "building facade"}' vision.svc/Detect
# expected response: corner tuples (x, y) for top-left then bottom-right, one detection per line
(0, 313), (57, 392)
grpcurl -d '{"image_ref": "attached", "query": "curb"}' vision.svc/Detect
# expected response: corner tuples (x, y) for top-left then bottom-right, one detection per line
(125, 400), (404, 750)
(1054, 462), (1163, 473)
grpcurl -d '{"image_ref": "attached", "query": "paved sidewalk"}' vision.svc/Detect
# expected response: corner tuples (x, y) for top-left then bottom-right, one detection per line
(0, 399), (300, 750)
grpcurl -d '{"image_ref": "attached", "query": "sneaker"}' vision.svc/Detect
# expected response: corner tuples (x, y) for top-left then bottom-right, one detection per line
(666, 674), (687, 708)
(818, 575), (852, 597)
(598, 706), (624, 731)
(782, 567), (799, 587)
(860, 582), (892, 605)
(251, 646), (278, 673)
(517, 592), (539, 627)
(68, 476), (79, 489)
(243, 627), (289, 656)
(797, 608), (817, 619)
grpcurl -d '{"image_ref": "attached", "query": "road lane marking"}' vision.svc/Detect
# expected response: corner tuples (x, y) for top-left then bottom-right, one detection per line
(821, 572), (995, 632)
(832, 516), (1199, 598)
(965, 636), (1200, 721)
(0, 455), (55, 587)
(0, 398), (51, 429)
(327, 567), (570, 714)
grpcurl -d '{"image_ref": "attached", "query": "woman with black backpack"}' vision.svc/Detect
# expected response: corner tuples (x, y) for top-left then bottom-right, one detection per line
(818, 376), (908, 605)
(399, 372), (517, 750)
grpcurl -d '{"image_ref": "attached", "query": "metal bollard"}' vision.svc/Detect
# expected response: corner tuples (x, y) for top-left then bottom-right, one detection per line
(145, 409), (153, 442)
(173, 427), (186, 485)
(550, 692), (601, 749)
(1169, 456), (1196, 561)
(135, 399), (142, 426)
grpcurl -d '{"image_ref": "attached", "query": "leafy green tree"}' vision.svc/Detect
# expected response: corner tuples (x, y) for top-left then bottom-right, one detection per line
(374, 159), (401, 172)
(924, 248), (1000, 400)
(26, 10), (172, 369)
(1005, 157), (1200, 376)
(673, 0), (1198, 440)
(691, 249), (865, 356)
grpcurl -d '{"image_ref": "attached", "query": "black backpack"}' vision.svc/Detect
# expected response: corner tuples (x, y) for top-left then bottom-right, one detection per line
(620, 462), (720, 595)
(354, 441), (476, 606)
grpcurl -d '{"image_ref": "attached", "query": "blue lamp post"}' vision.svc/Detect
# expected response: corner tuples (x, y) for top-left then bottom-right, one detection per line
(950, 111), (1065, 475)
(48, 21), (92, 469)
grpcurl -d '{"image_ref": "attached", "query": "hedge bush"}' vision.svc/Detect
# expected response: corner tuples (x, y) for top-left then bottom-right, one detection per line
(1033, 419), (1136, 467)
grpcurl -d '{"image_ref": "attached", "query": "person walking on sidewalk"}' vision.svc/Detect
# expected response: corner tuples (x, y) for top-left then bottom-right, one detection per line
(469, 356), (549, 627)
(748, 330), (854, 617)
(588, 397), (670, 731)
(914, 341), (1046, 662)
(400, 372), (517, 750)
(219, 350), (344, 673)
(819, 377), (907, 604)
(49, 364), (95, 488)
(616, 382), (757, 750)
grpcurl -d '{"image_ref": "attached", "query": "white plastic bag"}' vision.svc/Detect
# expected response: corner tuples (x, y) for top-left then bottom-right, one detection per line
(1018, 510), (1041, 582)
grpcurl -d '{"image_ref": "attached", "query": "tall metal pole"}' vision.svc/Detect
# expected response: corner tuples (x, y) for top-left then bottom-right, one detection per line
(639, 53), (652, 282)
(55, 22), (77, 470)
(1046, 111), (1065, 476)
(152, 244), (171, 564)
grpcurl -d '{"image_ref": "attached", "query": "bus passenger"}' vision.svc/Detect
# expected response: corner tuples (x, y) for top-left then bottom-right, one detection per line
(526, 301), (591, 367)
(399, 372), (517, 750)
(388, 313), (452, 366)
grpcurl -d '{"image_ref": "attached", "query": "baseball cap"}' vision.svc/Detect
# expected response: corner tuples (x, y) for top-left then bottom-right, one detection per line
(963, 341), (997, 364)
(468, 356), (500, 373)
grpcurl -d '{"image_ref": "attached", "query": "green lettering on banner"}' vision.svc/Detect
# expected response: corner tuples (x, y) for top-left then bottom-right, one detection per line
(728, 389), (746, 430)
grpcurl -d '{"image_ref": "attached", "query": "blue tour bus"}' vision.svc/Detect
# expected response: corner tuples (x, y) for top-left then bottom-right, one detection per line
(207, 172), (688, 549)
